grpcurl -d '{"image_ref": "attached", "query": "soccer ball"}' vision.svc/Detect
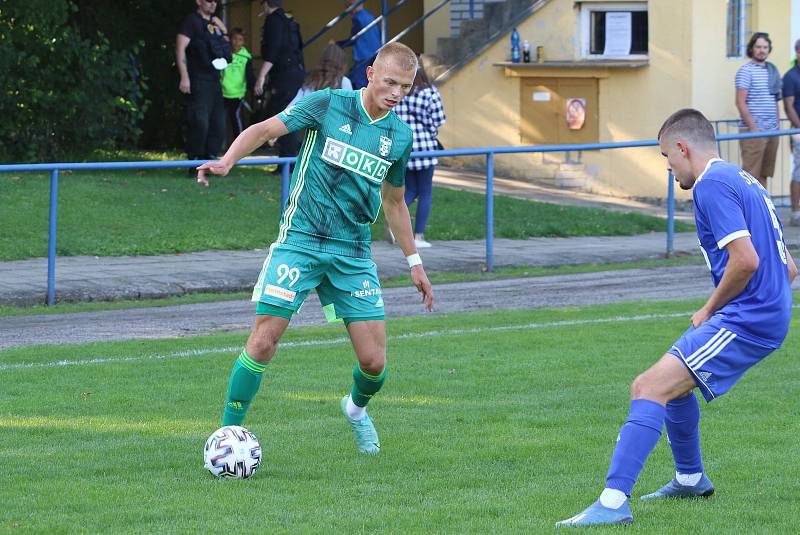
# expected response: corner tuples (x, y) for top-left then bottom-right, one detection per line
(203, 425), (262, 479)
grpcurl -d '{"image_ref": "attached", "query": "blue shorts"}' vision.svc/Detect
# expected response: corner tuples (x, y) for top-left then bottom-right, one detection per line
(668, 316), (776, 402)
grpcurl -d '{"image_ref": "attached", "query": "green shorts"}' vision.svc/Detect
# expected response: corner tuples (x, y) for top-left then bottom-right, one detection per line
(252, 242), (385, 322)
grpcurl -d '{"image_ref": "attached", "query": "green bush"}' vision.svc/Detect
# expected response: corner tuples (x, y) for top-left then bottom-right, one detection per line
(0, 0), (147, 162)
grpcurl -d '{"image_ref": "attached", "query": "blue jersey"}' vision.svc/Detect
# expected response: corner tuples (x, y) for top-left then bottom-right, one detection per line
(693, 159), (792, 347)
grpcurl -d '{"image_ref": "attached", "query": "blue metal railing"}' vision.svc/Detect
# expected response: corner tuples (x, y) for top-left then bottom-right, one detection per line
(307, 0), (451, 80)
(305, 0), (415, 49)
(389, 0), (450, 44)
(303, 0), (367, 48)
(3, 128), (799, 305)
(350, 0), (451, 83)
(711, 118), (794, 201)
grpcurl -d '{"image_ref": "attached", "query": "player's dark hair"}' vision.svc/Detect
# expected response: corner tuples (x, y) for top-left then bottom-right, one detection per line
(658, 109), (716, 148)
(230, 27), (245, 39)
(746, 32), (772, 58)
(263, 0), (282, 8)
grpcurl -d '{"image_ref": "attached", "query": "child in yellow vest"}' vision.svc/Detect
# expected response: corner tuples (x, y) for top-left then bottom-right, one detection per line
(203, 29), (255, 186)
(221, 29), (254, 140)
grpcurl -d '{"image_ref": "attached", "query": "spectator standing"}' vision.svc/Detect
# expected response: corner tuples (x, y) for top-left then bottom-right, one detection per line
(783, 38), (800, 226)
(221, 28), (255, 141)
(393, 60), (446, 248)
(255, 0), (305, 159)
(176, 0), (229, 168)
(735, 32), (782, 189)
(339, 0), (382, 89)
(288, 42), (353, 108)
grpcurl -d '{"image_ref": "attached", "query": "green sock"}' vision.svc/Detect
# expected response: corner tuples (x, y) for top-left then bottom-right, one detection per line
(350, 364), (387, 407)
(222, 350), (266, 426)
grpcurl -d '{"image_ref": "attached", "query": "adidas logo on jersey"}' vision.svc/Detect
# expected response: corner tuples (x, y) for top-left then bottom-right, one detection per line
(339, 123), (352, 135)
(698, 371), (712, 382)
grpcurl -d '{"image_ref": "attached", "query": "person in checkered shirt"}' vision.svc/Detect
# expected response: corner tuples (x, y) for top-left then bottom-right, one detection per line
(393, 60), (446, 248)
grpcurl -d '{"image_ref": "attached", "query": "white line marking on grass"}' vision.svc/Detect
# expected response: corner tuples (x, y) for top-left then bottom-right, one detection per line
(0, 311), (697, 372)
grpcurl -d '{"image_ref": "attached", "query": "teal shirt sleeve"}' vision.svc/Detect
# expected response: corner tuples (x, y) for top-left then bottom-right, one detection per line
(385, 136), (412, 187)
(277, 88), (331, 133)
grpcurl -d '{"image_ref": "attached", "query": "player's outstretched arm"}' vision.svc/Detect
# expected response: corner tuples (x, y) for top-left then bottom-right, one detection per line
(381, 182), (434, 311)
(692, 236), (759, 327)
(196, 116), (289, 179)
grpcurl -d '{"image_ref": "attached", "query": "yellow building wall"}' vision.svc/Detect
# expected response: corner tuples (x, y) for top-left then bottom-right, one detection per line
(437, 0), (695, 199)
(755, 0), (792, 71)
(424, 0), (451, 55)
(692, 0), (791, 125)
(691, 0), (792, 198)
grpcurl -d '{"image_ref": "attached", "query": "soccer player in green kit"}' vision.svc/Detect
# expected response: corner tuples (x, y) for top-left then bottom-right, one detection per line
(197, 42), (434, 456)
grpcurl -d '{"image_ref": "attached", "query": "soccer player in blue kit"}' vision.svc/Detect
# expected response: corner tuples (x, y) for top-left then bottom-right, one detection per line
(557, 109), (797, 527)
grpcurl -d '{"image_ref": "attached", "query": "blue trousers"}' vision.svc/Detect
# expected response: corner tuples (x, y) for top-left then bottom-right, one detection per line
(404, 167), (435, 235)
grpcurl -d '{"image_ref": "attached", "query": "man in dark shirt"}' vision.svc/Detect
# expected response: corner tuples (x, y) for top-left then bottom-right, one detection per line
(783, 38), (800, 226)
(254, 0), (305, 159)
(176, 0), (228, 166)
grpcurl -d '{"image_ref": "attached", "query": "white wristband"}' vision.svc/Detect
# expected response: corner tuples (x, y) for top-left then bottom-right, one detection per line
(406, 253), (422, 268)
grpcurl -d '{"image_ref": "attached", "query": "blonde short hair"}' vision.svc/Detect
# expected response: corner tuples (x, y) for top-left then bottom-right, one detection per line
(374, 42), (418, 71)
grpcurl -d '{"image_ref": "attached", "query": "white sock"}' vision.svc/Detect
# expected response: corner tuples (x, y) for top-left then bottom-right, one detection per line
(345, 395), (366, 420)
(675, 471), (703, 486)
(599, 488), (628, 509)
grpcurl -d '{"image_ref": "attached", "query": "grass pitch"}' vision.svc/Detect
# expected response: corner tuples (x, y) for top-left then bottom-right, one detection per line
(1, 299), (798, 533)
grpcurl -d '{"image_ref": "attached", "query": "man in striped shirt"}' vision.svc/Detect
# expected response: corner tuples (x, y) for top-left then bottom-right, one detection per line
(735, 32), (782, 188)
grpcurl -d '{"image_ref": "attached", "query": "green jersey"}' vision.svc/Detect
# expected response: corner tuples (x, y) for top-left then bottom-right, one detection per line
(276, 88), (413, 258)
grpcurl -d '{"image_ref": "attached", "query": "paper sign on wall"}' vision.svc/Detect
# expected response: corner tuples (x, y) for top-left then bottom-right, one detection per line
(533, 91), (551, 102)
(603, 12), (632, 56)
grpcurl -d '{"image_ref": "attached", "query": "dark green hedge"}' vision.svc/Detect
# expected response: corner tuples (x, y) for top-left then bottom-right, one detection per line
(1, 1), (196, 162)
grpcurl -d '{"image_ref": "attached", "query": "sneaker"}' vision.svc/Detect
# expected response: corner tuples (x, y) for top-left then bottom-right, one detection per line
(414, 238), (432, 248)
(340, 395), (380, 455)
(556, 499), (633, 528)
(640, 474), (715, 500)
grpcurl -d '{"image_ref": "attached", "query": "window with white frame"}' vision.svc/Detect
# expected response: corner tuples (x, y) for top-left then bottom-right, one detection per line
(726, 0), (752, 57)
(580, 2), (648, 59)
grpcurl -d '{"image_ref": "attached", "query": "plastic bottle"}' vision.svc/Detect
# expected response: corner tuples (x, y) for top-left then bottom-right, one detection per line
(511, 28), (520, 63)
(522, 40), (531, 63)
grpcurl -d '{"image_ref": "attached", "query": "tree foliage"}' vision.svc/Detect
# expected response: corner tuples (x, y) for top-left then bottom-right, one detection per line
(0, 0), (148, 162)
(70, 0), (194, 151)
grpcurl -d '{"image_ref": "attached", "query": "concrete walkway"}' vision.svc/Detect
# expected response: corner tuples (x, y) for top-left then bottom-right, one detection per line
(1, 172), (797, 306)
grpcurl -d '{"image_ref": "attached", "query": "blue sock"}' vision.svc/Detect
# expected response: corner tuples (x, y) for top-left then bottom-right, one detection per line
(606, 399), (666, 495)
(665, 391), (704, 475)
